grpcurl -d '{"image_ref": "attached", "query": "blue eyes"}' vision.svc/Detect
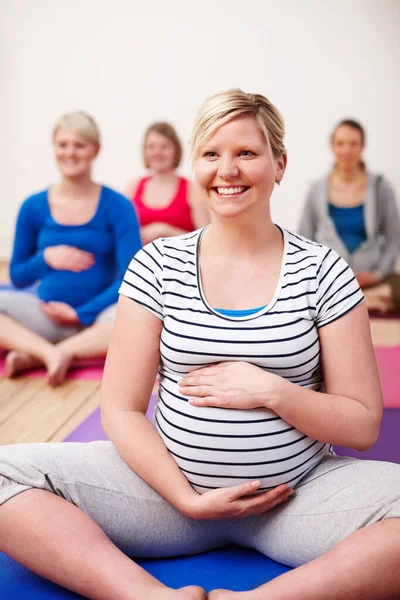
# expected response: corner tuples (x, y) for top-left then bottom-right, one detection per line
(203, 150), (255, 158)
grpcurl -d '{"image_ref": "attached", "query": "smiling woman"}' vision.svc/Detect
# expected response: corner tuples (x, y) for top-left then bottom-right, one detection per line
(125, 122), (210, 245)
(0, 111), (141, 386)
(0, 91), (400, 600)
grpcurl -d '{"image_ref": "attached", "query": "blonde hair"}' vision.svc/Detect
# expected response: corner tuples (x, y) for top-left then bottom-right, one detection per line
(143, 122), (182, 169)
(52, 111), (100, 145)
(191, 88), (286, 159)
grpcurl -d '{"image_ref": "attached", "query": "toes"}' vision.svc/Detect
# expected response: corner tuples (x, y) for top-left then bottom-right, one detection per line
(46, 353), (73, 387)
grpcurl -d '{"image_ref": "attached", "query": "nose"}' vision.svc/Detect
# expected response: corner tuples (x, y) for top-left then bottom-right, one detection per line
(217, 155), (239, 180)
(65, 145), (77, 157)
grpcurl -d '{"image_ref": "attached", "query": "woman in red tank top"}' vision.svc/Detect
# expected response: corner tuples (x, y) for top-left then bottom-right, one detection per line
(125, 122), (209, 245)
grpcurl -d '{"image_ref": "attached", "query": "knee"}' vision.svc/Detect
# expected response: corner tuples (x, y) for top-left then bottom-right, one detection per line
(0, 444), (45, 492)
(384, 517), (400, 537)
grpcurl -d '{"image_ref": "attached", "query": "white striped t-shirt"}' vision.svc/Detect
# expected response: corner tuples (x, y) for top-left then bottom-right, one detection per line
(119, 227), (364, 492)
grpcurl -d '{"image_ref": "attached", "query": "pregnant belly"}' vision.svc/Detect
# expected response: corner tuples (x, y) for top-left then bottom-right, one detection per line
(154, 392), (329, 492)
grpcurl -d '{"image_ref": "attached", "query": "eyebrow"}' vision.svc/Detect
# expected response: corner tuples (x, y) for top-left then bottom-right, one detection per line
(202, 142), (265, 151)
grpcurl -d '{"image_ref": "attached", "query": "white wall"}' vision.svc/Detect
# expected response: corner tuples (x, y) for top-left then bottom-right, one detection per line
(1, 0), (399, 256)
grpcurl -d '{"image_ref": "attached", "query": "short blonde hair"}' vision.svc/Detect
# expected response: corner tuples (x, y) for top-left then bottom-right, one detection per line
(191, 89), (286, 159)
(143, 122), (182, 169)
(52, 111), (100, 145)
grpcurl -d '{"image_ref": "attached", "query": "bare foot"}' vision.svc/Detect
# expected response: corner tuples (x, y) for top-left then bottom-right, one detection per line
(148, 585), (207, 599)
(4, 351), (43, 378)
(45, 350), (74, 387)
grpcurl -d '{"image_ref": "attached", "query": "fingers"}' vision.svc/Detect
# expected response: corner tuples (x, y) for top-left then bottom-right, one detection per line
(180, 374), (216, 386)
(225, 481), (294, 518)
(188, 396), (219, 406)
(227, 480), (263, 499)
(63, 248), (95, 272)
(180, 384), (213, 397)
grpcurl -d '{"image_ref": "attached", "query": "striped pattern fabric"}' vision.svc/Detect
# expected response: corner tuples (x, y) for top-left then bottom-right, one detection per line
(119, 227), (364, 492)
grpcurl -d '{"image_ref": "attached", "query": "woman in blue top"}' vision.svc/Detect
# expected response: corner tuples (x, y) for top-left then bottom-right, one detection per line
(0, 112), (141, 386)
(299, 119), (400, 314)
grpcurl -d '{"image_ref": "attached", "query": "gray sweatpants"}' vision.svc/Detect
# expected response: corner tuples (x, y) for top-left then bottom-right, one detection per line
(0, 441), (399, 567)
(0, 291), (116, 343)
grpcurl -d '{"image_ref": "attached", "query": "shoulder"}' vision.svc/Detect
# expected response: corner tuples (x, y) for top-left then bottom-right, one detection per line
(140, 228), (202, 266)
(101, 185), (131, 205)
(101, 185), (137, 215)
(284, 228), (344, 273)
(367, 172), (394, 194)
(161, 227), (202, 251)
(124, 177), (143, 200)
(18, 189), (48, 218)
(306, 174), (328, 199)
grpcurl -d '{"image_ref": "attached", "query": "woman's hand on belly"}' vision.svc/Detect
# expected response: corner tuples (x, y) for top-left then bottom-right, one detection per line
(186, 480), (293, 520)
(40, 301), (79, 325)
(43, 245), (95, 272)
(179, 361), (283, 410)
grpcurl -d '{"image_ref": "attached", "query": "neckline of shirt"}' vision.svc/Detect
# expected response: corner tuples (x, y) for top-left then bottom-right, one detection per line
(194, 225), (288, 322)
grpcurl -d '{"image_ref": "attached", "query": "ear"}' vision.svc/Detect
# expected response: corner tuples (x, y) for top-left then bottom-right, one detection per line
(93, 143), (101, 159)
(275, 153), (287, 184)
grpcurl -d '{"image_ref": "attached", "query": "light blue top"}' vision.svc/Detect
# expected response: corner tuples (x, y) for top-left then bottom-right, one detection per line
(328, 203), (367, 254)
(214, 305), (267, 317)
(10, 186), (141, 325)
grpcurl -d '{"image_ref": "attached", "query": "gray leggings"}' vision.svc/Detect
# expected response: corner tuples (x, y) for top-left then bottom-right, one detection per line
(0, 441), (399, 567)
(0, 291), (116, 343)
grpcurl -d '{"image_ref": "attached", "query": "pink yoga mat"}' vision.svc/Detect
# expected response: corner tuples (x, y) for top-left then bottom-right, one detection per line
(0, 356), (104, 381)
(374, 346), (400, 408)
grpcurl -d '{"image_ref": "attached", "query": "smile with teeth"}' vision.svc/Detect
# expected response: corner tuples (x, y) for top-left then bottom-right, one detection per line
(214, 186), (249, 196)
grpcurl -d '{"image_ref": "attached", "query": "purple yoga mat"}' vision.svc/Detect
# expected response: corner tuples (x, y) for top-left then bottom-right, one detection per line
(334, 409), (400, 463)
(63, 393), (157, 442)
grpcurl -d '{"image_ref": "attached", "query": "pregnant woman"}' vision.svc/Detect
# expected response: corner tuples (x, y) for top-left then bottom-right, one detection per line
(125, 122), (209, 244)
(0, 90), (399, 600)
(0, 111), (141, 385)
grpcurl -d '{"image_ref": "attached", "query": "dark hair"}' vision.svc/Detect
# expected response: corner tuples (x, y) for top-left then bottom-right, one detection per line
(331, 119), (366, 170)
(143, 122), (182, 169)
(331, 119), (365, 145)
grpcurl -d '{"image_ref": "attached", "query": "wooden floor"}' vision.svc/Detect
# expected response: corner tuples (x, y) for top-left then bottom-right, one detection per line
(0, 258), (101, 445)
(0, 259), (399, 445)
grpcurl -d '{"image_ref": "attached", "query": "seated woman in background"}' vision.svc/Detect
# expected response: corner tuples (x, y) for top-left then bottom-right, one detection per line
(125, 122), (209, 244)
(0, 112), (141, 386)
(299, 119), (400, 314)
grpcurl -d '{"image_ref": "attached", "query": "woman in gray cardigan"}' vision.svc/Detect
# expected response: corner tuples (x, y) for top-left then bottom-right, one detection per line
(299, 119), (400, 313)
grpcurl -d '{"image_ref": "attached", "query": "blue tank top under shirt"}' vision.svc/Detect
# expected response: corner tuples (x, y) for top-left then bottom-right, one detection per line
(328, 203), (367, 254)
(214, 305), (267, 317)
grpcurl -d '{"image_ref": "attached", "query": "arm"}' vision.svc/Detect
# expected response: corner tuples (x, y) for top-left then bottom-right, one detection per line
(182, 252), (381, 450)
(102, 295), (293, 518)
(75, 199), (142, 326)
(183, 303), (382, 451)
(373, 177), (400, 279)
(101, 295), (200, 515)
(9, 198), (49, 287)
(298, 184), (318, 241)
(266, 302), (383, 450)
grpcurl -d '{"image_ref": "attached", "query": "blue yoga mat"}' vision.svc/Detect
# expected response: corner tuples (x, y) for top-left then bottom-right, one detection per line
(0, 546), (290, 598)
